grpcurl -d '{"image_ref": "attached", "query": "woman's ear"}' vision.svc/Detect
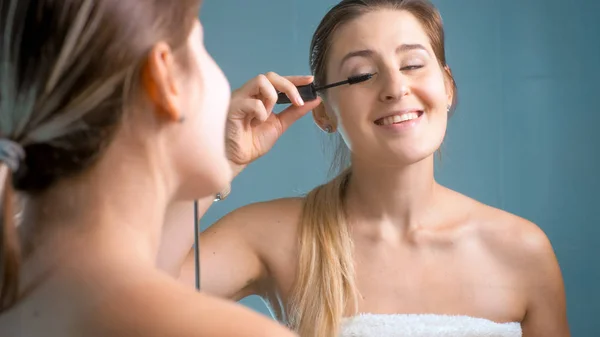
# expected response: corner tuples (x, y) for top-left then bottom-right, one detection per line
(443, 65), (455, 108)
(141, 42), (185, 122)
(312, 101), (337, 133)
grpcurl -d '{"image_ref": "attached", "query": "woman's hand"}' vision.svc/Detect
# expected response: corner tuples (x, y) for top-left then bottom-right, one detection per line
(225, 72), (322, 171)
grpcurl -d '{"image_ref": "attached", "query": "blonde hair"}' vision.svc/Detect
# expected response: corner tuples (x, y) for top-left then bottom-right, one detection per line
(288, 165), (355, 337)
(285, 1), (457, 336)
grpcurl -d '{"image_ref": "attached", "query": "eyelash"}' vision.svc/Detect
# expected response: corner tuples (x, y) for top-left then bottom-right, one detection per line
(350, 72), (373, 78)
(401, 65), (424, 71)
(347, 64), (424, 82)
(351, 64), (423, 76)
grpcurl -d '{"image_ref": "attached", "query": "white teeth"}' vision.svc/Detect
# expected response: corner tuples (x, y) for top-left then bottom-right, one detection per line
(378, 112), (420, 125)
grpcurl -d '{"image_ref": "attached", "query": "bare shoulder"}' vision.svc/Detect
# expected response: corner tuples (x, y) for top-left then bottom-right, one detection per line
(463, 195), (566, 300)
(441, 186), (558, 272)
(460, 194), (569, 335)
(469, 200), (558, 271)
(205, 197), (305, 248)
(211, 197), (304, 229)
(86, 270), (296, 337)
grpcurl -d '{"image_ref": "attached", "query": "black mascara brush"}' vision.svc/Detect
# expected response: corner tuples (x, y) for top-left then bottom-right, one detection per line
(276, 73), (377, 105)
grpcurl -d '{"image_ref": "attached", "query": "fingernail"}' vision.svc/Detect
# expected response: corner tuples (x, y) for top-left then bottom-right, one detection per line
(296, 97), (305, 106)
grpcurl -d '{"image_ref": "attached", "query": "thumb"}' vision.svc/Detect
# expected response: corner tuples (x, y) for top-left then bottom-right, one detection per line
(276, 97), (322, 134)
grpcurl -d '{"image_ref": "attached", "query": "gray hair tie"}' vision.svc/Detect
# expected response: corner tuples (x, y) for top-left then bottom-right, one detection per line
(0, 139), (25, 172)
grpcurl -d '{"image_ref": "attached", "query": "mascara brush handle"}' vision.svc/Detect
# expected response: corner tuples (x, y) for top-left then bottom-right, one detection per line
(276, 83), (318, 104)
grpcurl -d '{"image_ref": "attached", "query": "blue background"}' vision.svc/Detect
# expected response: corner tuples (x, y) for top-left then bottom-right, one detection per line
(200, 1), (600, 336)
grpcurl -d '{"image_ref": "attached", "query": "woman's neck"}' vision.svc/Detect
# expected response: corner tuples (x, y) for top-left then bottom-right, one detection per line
(345, 155), (441, 234)
(19, 143), (174, 287)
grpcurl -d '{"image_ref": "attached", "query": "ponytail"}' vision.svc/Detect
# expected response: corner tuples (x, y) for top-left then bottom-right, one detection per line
(287, 167), (358, 337)
(0, 164), (21, 312)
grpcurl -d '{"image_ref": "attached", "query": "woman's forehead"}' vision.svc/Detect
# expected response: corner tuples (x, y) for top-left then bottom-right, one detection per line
(327, 10), (432, 65)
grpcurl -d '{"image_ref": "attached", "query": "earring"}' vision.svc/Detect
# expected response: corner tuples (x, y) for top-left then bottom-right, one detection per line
(324, 125), (332, 133)
(446, 104), (451, 112)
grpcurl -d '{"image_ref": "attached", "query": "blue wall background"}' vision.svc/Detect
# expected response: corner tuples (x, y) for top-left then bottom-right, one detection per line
(200, 1), (600, 336)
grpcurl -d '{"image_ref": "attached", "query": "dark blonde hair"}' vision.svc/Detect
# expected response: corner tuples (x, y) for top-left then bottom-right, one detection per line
(286, 1), (458, 336)
(0, 0), (202, 312)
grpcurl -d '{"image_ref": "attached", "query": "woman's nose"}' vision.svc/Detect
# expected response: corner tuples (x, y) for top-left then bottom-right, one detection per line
(378, 69), (409, 103)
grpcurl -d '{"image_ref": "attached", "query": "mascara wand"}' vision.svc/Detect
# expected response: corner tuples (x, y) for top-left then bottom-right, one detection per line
(276, 73), (376, 105)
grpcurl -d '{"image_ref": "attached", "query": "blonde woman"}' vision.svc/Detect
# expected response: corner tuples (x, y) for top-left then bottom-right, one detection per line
(171, 0), (568, 336)
(0, 0), (309, 336)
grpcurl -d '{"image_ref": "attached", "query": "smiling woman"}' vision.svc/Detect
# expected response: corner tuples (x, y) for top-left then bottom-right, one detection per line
(178, 1), (570, 337)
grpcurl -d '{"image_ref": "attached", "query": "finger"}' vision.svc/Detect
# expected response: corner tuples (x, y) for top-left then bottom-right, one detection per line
(234, 73), (314, 114)
(265, 72), (310, 107)
(236, 73), (313, 97)
(249, 99), (269, 123)
(276, 97), (322, 133)
(236, 74), (277, 100)
(234, 98), (269, 123)
(281, 75), (314, 86)
(254, 74), (279, 114)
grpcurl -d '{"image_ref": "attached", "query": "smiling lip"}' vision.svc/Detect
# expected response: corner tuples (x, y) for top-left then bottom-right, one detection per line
(374, 110), (424, 129)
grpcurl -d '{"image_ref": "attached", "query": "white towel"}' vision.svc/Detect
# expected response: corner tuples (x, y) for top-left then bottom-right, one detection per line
(340, 313), (522, 337)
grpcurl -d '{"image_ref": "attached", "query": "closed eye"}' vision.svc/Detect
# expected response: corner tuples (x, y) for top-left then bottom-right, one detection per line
(348, 72), (376, 81)
(401, 65), (424, 71)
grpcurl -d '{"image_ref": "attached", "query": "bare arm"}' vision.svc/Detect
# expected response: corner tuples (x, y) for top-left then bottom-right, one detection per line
(521, 227), (570, 337)
(165, 288), (296, 337)
(165, 162), (269, 300)
(90, 270), (296, 337)
(178, 291), (297, 337)
(177, 197), (302, 301)
(180, 293), (296, 337)
(178, 203), (271, 300)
